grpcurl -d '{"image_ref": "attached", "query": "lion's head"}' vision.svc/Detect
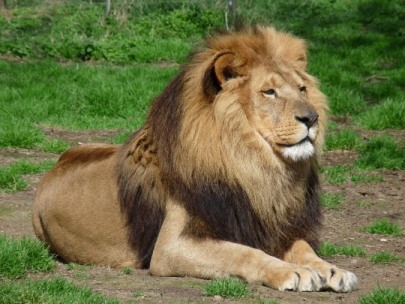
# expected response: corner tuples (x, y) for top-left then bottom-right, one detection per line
(206, 26), (327, 163)
(148, 27), (327, 178)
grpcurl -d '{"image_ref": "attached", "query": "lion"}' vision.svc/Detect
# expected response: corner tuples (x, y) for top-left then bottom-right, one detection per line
(32, 26), (357, 292)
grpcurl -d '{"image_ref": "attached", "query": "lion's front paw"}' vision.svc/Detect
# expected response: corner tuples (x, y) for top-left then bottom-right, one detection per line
(321, 267), (358, 292)
(270, 266), (322, 292)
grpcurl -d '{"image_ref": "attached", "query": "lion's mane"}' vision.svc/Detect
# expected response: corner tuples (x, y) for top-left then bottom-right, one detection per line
(118, 26), (327, 268)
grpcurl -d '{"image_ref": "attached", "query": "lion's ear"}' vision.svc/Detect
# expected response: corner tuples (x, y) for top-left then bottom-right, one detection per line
(203, 52), (248, 99)
(295, 52), (307, 70)
(283, 40), (308, 71)
(212, 52), (239, 84)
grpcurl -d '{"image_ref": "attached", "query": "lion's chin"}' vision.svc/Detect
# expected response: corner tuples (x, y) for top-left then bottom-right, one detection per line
(280, 140), (315, 162)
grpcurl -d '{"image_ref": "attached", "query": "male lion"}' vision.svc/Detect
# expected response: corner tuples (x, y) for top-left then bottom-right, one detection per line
(33, 26), (357, 292)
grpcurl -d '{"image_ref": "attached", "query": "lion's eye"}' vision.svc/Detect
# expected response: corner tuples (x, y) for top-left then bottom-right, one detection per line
(262, 89), (277, 98)
(299, 86), (307, 92)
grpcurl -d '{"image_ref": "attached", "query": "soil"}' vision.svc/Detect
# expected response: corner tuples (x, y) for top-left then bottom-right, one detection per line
(0, 129), (404, 304)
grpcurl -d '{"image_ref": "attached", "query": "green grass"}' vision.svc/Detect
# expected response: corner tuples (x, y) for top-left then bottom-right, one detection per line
(203, 278), (249, 298)
(357, 99), (405, 130)
(0, 159), (56, 193)
(356, 200), (374, 207)
(0, 0), (403, 123)
(111, 130), (134, 144)
(0, 60), (178, 148)
(321, 165), (350, 185)
(133, 290), (144, 298)
(351, 172), (383, 184)
(317, 241), (366, 258)
(38, 139), (71, 153)
(0, 235), (56, 279)
(121, 267), (133, 275)
(321, 193), (345, 209)
(325, 129), (362, 151)
(321, 166), (384, 185)
(369, 252), (404, 264)
(363, 219), (402, 236)
(0, 1), (223, 63)
(0, 277), (119, 304)
(358, 287), (405, 304)
(355, 136), (405, 170)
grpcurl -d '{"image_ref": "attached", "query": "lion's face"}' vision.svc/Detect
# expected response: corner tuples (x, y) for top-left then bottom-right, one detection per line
(248, 66), (320, 162)
(199, 27), (326, 163)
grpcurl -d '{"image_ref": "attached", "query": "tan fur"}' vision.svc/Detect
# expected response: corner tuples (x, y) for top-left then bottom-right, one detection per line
(33, 144), (138, 267)
(33, 26), (357, 292)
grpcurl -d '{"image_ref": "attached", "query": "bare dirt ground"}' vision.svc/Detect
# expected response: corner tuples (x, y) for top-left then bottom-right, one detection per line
(0, 129), (404, 304)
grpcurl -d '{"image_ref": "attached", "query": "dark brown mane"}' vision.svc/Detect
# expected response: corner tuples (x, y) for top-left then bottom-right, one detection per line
(176, 169), (321, 258)
(117, 72), (186, 268)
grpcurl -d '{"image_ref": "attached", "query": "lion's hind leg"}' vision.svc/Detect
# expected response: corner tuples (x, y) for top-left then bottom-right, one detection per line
(283, 240), (358, 292)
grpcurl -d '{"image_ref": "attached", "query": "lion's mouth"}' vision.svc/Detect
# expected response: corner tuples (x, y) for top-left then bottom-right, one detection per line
(279, 137), (315, 161)
(277, 136), (312, 148)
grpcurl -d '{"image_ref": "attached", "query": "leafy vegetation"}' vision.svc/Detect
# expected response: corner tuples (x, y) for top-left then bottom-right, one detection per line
(0, 235), (55, 279)
(317, 241), (366, 258)
(203, 278), (249, 298)
(0, 160), (56, 193)
(363, 219), (402, 236)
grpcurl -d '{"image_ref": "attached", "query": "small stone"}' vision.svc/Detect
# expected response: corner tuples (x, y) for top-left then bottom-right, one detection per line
(380, 238), (388, 242)
(213, 295), (223, 302)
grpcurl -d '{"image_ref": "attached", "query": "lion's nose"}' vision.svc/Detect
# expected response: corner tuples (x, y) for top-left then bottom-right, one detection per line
(295, 109), (319, 128)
